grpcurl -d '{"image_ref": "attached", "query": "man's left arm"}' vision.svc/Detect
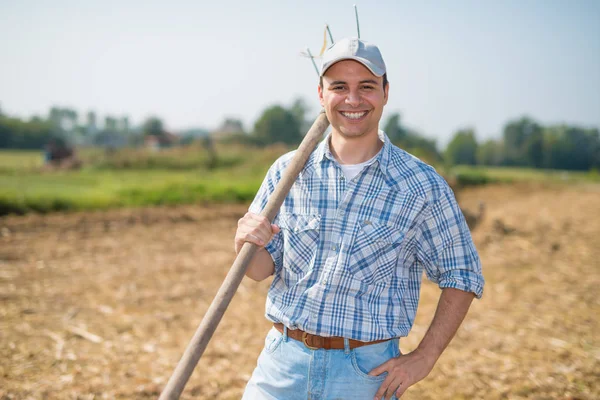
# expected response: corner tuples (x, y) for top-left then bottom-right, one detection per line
(369, 288), (475, 399)
(370, 187), (484, 399)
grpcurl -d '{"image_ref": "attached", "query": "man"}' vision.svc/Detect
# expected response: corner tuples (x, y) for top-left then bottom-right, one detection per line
(235, 37), (484, 400)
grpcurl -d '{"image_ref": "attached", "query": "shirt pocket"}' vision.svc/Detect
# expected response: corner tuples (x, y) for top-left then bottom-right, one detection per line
(348, 220), (405, 284)
(279, 213), (321, 279)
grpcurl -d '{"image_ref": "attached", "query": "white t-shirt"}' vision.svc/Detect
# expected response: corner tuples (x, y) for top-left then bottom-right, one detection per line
(339, 150), (381, 181)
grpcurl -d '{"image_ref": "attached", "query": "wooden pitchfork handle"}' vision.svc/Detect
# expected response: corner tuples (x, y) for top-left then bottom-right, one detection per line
(158, 110), (330, 400)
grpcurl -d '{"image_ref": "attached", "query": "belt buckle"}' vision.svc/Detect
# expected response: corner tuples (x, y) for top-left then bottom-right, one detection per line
(302, 332), (318, 350)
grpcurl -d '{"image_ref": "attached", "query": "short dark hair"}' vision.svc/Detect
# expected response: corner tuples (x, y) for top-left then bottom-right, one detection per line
(319, 73), (389, 90)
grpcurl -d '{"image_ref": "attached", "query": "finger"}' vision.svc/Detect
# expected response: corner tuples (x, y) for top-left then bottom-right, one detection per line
(260, 218), (275, 235)
(395, 383), (407, 398)
(271, 224), (281, 234)
(239, 218), (269, 237)
(249, 224), (273, 245)
(374, 384), (386, 400)
(235, 229), (263, 246)
(368, 359), (390, 377)
(246, 216), (273, 237)
(373, 375), (393, 400)
(245, 233), (264, 246)
(385, 377), (403, 400)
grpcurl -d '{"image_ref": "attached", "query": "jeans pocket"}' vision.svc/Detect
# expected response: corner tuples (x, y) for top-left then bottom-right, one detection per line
(349, 340), (395, 382)
(263, 327), (284, 354)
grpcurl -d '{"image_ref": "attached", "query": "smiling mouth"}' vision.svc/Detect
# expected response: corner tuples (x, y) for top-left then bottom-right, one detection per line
(339, 111), (369, 120)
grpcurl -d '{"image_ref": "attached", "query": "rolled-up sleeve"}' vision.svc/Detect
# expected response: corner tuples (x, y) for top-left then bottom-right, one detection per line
(248, 164), (284, 275)
(416, 189), (485, 298)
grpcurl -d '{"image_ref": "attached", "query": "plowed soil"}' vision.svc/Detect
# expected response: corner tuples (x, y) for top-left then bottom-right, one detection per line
(1, 183), (599, 399)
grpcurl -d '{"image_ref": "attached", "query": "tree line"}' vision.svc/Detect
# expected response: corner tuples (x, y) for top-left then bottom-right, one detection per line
(1, 103), (598, 171)
(445, 117), (600, 171)
(0, 106), (133, 150)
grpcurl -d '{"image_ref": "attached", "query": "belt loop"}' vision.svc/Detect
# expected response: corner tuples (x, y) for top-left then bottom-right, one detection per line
(343, 338), (350, 354)
(283, 325), (288, 342)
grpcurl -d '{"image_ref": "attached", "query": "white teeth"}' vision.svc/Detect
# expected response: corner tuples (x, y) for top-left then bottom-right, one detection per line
(341, 111), (367, 119)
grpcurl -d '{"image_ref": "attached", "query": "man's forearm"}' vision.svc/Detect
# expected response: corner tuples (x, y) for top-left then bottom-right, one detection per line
(244, 248), (275, 281)
(416, 287), (475, 363)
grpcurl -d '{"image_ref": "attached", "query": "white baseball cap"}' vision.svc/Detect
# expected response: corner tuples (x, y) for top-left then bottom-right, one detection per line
(320, 37), (386, 77)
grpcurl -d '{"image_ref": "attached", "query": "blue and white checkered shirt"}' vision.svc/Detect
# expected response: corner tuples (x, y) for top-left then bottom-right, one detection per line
(249, 131), (484, 342)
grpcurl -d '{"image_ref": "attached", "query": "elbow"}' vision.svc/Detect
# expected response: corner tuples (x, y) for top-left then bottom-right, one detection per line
(245, 266), (273, 282)
(245, 271), (271, 282)
(245, 270), (264, 282)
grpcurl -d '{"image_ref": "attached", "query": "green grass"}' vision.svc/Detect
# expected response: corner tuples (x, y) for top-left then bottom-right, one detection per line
(450, 165), (600, 186)
(2, 147), (598, 216)
(0, 169), (266, 215)
(0, 150), (44, 173)
(0, 145), (281, 215)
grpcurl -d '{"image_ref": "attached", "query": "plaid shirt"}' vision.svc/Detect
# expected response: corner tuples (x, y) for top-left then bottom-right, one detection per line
(249, 131), (484, 342)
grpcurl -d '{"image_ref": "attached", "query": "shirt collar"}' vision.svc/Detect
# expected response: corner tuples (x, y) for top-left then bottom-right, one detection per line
(315, 129), (392, 178)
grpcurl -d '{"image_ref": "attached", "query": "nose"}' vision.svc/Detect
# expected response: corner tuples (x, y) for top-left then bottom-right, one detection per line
(345, 89), (361, 107)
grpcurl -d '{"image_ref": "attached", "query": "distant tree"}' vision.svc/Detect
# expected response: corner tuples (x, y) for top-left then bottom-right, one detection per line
(542, 125), (600, 170)
(289, 97), (311, 134)
(445, 128), (478, 166)
(523, 126), (544, 168)
(49, 107), (62, 129)
(0, 115), (59, 149)
(383, 113), (407, 143)
(403, 133), (441, 164)
(63, 109), (78, 131)
(0, 116), (11, 148)
(142, 117), (164, 137)
(214, 118), (244, 137)
(104, 116), (118, 132)
(86, 111), (98, 136)
(502, 116), (541, 166)
(382, 113), (440, 162)
(253, 105), (302, 146)
(48, 107), (77, 133)
(119, 116), (130, 133)
(476, 139), (504, 166)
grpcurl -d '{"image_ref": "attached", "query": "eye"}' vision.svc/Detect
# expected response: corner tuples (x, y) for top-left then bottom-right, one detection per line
(361, 85), (375, 90)
(331, 86), (345, 91)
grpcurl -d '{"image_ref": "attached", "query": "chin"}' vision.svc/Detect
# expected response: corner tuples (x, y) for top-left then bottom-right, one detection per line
(337, 126), (375, 139)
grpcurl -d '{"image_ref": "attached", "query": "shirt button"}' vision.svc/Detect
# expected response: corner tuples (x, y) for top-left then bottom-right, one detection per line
(363, 220), (372, 225)
(339, 175), (344, 180)
(331, 244), (338, 251)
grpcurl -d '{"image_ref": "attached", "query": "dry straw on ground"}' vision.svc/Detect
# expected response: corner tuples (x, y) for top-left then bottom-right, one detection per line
(1, 183), (599, 399)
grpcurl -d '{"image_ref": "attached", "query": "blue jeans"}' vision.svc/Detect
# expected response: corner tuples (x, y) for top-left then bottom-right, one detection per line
(242, 327), (400, 400)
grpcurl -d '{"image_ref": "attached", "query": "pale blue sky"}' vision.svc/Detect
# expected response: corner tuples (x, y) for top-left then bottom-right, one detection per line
(1, 0), (599, 145)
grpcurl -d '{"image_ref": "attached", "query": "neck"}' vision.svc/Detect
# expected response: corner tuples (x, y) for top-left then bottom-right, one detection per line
(329, 129), (383, 165)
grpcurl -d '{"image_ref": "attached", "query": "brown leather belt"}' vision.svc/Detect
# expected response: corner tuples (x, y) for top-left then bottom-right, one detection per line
(274, 323), (389, 350)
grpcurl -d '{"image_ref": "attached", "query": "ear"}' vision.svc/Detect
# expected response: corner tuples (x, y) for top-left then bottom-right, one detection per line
(383, 81), (389, 105)
(318, 84), (325, 107)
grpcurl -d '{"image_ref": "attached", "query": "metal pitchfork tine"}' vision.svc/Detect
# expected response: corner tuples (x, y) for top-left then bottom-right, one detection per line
(158, 110), (330, 400)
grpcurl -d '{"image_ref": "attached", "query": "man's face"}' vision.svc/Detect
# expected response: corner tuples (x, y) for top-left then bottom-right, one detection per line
(318, 60), (388, 140)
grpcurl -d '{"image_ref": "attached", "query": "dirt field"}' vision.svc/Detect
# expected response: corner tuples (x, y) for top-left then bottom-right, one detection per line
(1, 183), (599, 399)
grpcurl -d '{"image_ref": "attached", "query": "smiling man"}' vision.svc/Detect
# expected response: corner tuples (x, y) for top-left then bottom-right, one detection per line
(236, 38), (484, 400)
